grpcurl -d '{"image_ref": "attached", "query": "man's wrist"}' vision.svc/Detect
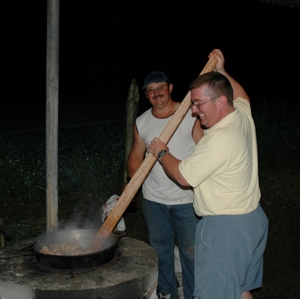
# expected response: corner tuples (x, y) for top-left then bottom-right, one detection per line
(158, 149), (170, 163)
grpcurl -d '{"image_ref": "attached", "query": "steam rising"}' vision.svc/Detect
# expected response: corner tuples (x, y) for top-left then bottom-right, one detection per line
(58, 195), (105, 231)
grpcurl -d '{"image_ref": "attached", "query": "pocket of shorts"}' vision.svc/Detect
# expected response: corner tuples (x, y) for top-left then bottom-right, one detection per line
(201, 218), (215, 249)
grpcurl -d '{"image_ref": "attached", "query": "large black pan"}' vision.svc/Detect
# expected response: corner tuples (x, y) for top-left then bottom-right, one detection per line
(27, 229), (119, 270)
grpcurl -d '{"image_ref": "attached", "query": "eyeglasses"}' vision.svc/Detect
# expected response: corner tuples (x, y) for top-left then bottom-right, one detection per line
(190, 95), (220, 109)
(146, 83), (168, 95)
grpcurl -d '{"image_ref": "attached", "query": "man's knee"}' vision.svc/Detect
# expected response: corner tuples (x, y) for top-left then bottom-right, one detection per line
(241, 291), (252, 299)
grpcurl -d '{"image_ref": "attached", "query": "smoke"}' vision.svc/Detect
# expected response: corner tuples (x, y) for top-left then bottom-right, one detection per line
(58, 192), (106, 231)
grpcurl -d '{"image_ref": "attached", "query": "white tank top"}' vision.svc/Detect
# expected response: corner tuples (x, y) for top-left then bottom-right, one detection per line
(136, 107), (197, 205)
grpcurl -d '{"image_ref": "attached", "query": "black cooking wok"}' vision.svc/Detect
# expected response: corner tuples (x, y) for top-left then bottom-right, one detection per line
(24, 229), (119, 270)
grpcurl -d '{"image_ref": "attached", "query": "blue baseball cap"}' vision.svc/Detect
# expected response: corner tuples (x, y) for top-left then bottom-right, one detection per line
(143, 71), (170, 89)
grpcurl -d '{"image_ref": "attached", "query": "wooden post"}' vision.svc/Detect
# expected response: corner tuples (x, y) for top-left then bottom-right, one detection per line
(46, 0), (60, 233)
(124, 78), (139, 183)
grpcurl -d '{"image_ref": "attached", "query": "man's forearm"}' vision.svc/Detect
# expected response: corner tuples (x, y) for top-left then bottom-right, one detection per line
(148, 137), (191, 187)
(159, 153), (190, 187)
(127, 154), (143, 178)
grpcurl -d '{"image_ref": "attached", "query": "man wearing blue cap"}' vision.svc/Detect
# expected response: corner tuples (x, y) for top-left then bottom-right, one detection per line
(127, 71), (203, 298)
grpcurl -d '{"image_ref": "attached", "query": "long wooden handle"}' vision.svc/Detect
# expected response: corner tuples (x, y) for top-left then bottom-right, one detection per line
(90, 56), (217, 251)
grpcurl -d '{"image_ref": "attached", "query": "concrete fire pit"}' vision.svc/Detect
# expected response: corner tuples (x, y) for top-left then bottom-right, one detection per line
(0, 237), (158, 299)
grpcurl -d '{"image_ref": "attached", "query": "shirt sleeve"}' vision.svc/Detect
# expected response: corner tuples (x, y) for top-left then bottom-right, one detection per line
(179, 140), (224, 188)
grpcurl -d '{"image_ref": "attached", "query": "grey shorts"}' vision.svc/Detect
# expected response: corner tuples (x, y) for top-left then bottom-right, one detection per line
(194, 205), (268, 299)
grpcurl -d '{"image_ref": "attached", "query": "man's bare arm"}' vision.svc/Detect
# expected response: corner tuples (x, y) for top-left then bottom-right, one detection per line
(127, 124), (147, 178)
(209, 49), (250, 102)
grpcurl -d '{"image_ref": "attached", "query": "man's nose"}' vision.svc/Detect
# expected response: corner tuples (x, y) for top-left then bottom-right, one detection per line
(191, 105), (198, 113)
(153, 88), (159, 95)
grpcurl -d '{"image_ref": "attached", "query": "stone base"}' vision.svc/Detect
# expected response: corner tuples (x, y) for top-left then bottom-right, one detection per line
(0, 237), (157, 299)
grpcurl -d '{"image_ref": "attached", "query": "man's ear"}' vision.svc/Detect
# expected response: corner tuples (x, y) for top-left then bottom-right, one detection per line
(218, 95), (227, 109)
(145, 90), (149, 99)
(169, 83), (173, 93)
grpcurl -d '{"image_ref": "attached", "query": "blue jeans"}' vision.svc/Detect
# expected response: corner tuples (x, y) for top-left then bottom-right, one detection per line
(142, 198), (199, 299)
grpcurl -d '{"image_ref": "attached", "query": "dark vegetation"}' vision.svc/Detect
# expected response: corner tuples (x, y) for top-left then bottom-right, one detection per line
(1, 97), (299, 298)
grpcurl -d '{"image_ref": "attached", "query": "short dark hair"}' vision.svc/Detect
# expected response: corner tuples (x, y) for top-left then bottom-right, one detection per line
(189, 72), (234, 106)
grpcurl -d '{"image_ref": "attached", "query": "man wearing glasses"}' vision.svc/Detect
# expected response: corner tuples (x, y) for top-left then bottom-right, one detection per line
(148, 49), (268, 298)
(127, 71), (202, 298)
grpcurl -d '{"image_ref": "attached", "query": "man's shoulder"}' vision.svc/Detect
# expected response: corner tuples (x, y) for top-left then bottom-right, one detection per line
(137, 108), (152, 121)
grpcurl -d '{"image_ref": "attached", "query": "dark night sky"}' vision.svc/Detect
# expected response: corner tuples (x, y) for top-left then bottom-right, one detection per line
(2, 0), (300, 127)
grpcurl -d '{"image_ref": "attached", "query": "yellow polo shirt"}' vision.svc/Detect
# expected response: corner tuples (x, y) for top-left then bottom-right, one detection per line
(179, 98), (260, 216)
